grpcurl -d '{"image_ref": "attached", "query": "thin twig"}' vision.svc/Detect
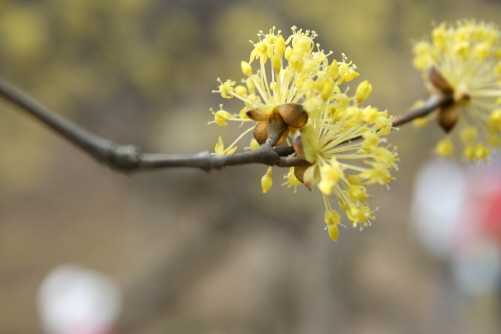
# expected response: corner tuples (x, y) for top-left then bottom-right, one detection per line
(392, 93), (453, 127)
(0, 76), (304, 173)
(337, 94), (452, 145)
(0, 76), (139, 171)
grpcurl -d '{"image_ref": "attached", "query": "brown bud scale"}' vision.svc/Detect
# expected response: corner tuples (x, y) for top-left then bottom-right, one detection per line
(292, 130), (305, 159)
(274, 103), (309, 128)
(429, 67), (453, 94)
(437, 103), (460, 133)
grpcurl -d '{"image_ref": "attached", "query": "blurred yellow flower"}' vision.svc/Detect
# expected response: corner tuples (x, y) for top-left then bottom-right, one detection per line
(413, 20), (501, 161)
(211, 27), (397, 241)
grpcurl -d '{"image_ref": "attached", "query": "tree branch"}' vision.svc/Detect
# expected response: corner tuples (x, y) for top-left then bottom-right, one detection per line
(0, 76), (140, 171)
(0, 76), (450, 174)
(335, 93), (452, 145)
(0, 76), (308, 173)
(392, 93), (453, 127)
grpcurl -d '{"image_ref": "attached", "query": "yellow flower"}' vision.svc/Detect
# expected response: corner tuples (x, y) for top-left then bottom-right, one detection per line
(210, 26), (357, 151)
(211, 27), (397, 241)
(413, 20), (501, 161)
(214, 136), (237, 156)
(325, 210), (341, 241)
(284, 167), (303, 191)
(294, 102), (397, 238)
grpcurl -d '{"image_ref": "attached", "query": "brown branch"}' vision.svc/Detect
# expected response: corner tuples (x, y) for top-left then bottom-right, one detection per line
(0, 76), (306, 173)
(338, 93), (453, 145)
(392, 93), (453, 127)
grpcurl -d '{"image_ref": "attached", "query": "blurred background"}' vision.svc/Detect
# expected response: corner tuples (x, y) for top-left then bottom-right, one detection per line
(1, 0), (501, 333)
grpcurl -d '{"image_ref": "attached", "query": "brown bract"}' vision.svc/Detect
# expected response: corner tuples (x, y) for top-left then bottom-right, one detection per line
(251, 103), (309, 146)
(253, 113), (289, 145)
(292, 130), (305, 159)
(428, 67), (467, 132)
(274, 103), (308, 128)
(429, 67), (454, 94)
(246, 106), (273, 121)
(293, 165), (312, 191)
(437, 102), (460, 132)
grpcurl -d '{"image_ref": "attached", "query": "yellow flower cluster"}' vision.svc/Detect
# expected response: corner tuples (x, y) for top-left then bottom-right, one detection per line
(211, 27), (398, 241)
(293, 96), (397, 241)
(413, 20), (501, 161)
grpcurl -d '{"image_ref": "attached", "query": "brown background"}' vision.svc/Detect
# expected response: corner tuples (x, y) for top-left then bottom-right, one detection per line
(1, 0), (501, 333)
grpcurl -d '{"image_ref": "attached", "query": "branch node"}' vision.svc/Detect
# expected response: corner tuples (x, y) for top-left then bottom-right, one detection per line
(108, 144), (140, 173)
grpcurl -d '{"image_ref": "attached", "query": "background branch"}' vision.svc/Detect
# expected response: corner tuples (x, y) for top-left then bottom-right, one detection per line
(392, 93), (453, 127)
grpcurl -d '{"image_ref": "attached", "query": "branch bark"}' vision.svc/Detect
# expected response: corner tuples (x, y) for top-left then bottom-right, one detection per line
(392, 93), (453, 127)
(0, 76), (309, 173)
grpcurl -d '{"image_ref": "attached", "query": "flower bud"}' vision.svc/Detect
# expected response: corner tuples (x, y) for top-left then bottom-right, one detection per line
(327, 59), (339, 78)
(241, 61), (252, 76)
(261, 167), (273, 193)
(325, 211), (341, 241)
(275, 35), (286, 55)
(284, 46), (293, 60)
(327, 224), (339, 242)
(321, 80), (335, 101)
(234, 85), (247, 97)
(246, 105), (273, 121)
(355, 80), (372, 103)
(274, 103), (308, 128)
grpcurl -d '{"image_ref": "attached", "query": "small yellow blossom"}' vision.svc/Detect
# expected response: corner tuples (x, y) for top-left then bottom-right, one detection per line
(211, 27), (397, 240)
(209, 105), (241, 126)
(413, 20), (501, 162)
(218, 79), (236, 98)
(241, 61), (252, 76)
(285, 168), (303, 188)
(249, 138), (260, 150)
(261, 166), (273, 193)
(214, 136), (237, 156)
(324, 210), (341, 241)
